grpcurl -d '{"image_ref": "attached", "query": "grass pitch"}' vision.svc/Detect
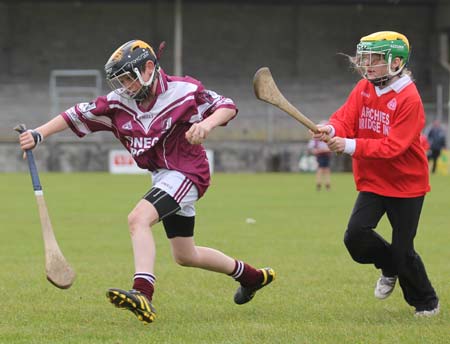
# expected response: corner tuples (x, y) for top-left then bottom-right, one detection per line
(0, 172), (448, 344)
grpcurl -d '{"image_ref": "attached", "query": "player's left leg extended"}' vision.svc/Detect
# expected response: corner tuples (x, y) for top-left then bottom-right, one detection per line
(166, 222), (275, 306)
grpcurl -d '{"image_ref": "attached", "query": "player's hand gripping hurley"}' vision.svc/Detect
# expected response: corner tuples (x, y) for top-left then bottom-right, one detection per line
(253, 67), (320, 134)
(14, 124), (76, 289)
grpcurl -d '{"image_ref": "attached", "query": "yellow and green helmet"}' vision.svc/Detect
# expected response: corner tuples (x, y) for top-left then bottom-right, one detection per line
(356, 31), (410, 84)
(357, 31), (409, 64)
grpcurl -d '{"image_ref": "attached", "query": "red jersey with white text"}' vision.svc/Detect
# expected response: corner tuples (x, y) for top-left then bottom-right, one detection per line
(61, 69), (237, 197)
(329, 76), (430, 197)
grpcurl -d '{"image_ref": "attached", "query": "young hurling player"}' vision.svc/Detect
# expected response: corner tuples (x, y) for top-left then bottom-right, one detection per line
(312, 31), (439, 317)
(19, 39), (275, 324)
(307, 121), (332, 191)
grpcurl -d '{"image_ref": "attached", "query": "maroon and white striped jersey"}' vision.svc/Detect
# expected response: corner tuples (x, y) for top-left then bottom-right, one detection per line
(61, 69), (237, 197)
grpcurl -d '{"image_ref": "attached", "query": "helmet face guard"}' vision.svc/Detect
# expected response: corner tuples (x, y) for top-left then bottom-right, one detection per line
(106, 70), (141, 99)
(106, 67), (158, 101)
(104, 40), (158, 101)
(354, 31), (410, 86)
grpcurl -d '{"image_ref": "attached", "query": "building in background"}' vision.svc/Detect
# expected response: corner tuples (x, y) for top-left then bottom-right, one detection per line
(1, 0), (449, 173)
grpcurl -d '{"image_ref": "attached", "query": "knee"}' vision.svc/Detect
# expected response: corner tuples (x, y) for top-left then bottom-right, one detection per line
(172, 251), (196, 267)
(343, 227), (359, 252)
(127, 210), (150, 234)
(343, 228), (366, 263)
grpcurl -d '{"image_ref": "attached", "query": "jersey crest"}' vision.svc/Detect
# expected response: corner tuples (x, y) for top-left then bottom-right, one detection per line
(387, 98), (397, 111)
(122, 120), (132, 130)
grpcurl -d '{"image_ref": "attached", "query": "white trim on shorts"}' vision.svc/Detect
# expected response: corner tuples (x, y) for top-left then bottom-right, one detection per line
(151, 169), (198, 217)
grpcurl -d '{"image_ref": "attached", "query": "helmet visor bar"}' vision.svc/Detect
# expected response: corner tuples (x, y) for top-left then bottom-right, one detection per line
(355, 52), (388, 69)
(355, 50), (405, 81)
(106, 70), (143, 100)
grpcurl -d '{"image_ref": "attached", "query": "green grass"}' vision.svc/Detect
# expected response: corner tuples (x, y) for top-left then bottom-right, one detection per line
(0, 172), (448, 344)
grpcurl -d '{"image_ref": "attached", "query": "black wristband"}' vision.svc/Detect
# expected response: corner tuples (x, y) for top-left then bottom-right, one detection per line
(29, 129), (43, 145)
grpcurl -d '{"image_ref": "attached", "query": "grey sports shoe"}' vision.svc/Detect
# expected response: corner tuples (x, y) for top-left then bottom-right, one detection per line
(234, 267), (275, 305)
(415, 302), (440, 317)
(374, 275), (397, 299)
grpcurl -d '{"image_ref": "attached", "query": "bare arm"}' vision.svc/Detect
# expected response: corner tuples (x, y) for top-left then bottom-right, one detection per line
(185, 108), (236, 145)
(19, 115), (69, 150)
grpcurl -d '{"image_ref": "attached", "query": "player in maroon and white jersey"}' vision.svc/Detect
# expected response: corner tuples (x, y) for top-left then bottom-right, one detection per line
(19, 39), (275, 323)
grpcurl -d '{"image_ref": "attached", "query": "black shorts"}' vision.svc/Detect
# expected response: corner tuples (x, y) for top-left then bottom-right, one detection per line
(317, 155), (330, 168)
(143, 187), (195, 238)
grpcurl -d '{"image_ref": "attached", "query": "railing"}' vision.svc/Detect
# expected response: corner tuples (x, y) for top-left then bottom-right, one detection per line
(49, 69), (102, 116)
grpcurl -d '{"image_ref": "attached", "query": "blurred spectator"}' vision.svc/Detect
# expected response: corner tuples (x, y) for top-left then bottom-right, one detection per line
(427, 120), (446, 174)
(307, 136), (331, 191)
(420, 133), (430, 154)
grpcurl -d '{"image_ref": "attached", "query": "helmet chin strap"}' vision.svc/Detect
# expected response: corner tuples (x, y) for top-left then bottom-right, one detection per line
(132, 65), (159, 102)
(367, 74), (391, 87)
(134, 66), (157, 87)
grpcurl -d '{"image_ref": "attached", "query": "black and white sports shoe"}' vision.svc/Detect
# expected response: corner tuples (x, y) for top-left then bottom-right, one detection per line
(415, 301), (440, 317)
(107, 288), (156, 324)
(374, 275), (397, 299)
(234, 267), (275, 305)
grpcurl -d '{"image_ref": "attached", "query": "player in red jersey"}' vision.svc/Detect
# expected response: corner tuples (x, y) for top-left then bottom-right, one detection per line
(19, 39), (275, 323)
(312, 31), (439, 317)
